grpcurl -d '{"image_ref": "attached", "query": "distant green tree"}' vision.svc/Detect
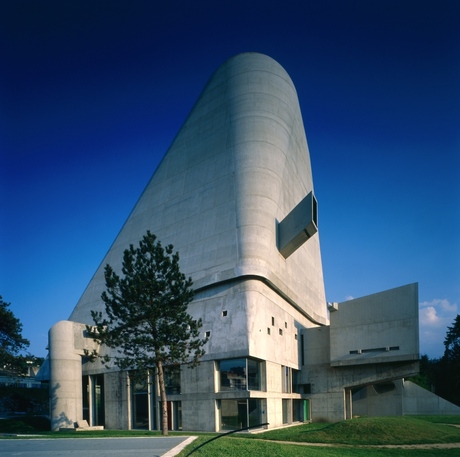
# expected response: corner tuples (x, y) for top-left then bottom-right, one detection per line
(408, 354), (432, 390)
(0, 296), (30, 374)
(441, 314), (460, 405)
(444, 315), (460, 361)
(89, 231), (207, 435)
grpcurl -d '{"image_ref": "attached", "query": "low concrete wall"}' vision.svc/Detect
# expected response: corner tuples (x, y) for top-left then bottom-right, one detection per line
(403, 380), (460, 415)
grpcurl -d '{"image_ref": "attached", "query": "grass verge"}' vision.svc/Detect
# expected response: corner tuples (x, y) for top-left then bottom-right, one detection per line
(240, 416), (460, 445)
(1, 415), (459, 456)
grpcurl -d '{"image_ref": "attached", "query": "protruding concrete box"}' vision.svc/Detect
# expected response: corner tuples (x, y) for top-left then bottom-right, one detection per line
(330, 283), (419, 367)
(278, 191), (318, 258)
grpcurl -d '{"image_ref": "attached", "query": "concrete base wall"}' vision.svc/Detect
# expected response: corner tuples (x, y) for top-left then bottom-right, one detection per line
(352, 379), (460, 418)
(352, 381), (403, 417)
(104, 371), (129, 430)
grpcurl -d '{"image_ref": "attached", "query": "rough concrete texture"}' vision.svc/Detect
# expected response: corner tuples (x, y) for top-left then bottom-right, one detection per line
(330, 283), (419, 366)
(353, 379), (460, 417)
(69, 52), (327, 328)
(46, 53), (438, 432)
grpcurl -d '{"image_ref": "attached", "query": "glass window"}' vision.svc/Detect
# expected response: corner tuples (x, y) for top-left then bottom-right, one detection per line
(293, 399), (303, 422)
(93, 374), (105, 426)
(173, 401), (182, 430)
(281, 366), (291, 393)
(247, 359), (261, 391)
(282, 399), (291, 424)
(301, 334), (305, 365)
(82, 376), (89, 423)
(219, 399), (265, 431)
(219, 358), (262, 391)
(220, 358), (246, 391)
(292, 369), (301, 393)
(248, 399), (263, 427)
(131, 372), (149, 430)
(164, 365), (181, 395)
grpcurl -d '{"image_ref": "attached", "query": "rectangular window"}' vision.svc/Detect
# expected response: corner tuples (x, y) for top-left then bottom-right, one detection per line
(281, 366), (291, 393)
(220, 358), (246, 391)
(93, 374), (105, 427)
(164, 365), (181, 395)
(82, 376), (89, 423)
(82, 374), (105, 425)
(293, 399), (303, 422)
(247, 359), (261, 390)
(292, 369), (301, 393)
(219, 358), (263, 392)
(282, 399), (291, 424)
(173, 401), (182, 430)
(301, 334), (305, 365)
(219, 399), (265, 431)
(131, 372), (149, 430)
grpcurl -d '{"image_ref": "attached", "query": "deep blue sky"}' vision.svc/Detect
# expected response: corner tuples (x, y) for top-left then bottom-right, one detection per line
(1, 1), (459, 359)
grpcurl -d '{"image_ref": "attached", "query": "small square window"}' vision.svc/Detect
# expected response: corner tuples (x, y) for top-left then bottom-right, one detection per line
(222, 310), (227, 317)
(294, 334), (298, 340)
(279, 328), (283, 336)
(267, 328), (271, 335)
(205, 331), (211, 338)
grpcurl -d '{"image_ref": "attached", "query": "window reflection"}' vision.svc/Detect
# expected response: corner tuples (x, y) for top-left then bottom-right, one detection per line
(220, 358), (246, 390)
(219, 399), (265, 430)
(164, 365), (181, 395)
(219, 358), (262, 391)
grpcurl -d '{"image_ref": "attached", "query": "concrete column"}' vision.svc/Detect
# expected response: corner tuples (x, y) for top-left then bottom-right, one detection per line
(49, 320), (82, 430)
(344, 388), (353, 419)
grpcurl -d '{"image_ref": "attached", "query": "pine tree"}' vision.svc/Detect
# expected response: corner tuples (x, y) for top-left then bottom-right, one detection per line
(442, 314), (460, 405)
(89, 231), (207, 435)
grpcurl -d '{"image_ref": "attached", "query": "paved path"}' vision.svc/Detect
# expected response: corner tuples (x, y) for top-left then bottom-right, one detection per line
(0, 436), (197, 457)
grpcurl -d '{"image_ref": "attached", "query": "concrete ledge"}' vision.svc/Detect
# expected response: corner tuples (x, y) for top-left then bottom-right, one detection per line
(59, 426), (104, 432)
(60, 421), (104, 432)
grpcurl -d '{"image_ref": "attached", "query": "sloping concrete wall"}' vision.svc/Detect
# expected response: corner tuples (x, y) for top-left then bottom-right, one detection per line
(353, 379), (460, 417)
(403, 380), (460, 415)
(68, 53), (327, 332)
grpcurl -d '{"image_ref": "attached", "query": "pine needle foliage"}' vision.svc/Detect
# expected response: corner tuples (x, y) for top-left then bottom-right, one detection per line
(88, 231), (207, 435)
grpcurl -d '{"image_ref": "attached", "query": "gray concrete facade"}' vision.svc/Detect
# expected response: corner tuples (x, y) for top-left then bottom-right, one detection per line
(44, 53), (436, 432)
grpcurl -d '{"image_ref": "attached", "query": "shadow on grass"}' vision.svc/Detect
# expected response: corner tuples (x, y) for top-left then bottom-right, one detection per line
(0, 415), (51, 433)
(185, 423), (269, 456)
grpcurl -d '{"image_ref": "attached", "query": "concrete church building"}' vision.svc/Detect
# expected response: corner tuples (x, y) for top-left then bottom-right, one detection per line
(46, 53), (425, 432)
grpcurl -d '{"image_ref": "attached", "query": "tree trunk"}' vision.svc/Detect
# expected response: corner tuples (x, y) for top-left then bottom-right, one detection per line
(157, 360), (168, 436)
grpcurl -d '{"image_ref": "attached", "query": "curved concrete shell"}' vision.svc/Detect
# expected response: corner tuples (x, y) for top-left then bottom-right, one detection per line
(70, 52), (327, 327)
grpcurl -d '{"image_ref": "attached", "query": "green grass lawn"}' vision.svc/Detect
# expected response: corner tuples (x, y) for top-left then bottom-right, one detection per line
(177, 416), (460, 457)
(242, 415), (460, 445)
(2, 415), (460, 456)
